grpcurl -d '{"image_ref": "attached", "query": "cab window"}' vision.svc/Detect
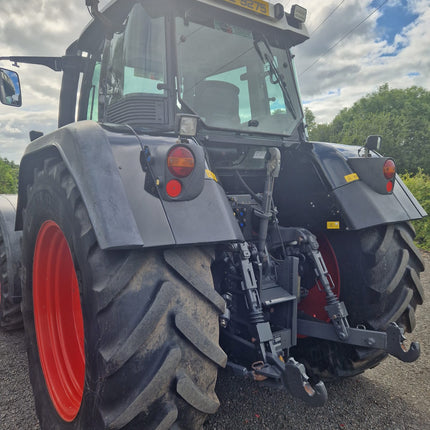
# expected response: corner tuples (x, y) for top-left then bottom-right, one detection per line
(81, 3), (167, 126)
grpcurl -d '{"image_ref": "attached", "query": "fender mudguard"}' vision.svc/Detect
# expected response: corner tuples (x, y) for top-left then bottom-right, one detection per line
(275, 141), (426, 231)
(16, 120), (243, 250)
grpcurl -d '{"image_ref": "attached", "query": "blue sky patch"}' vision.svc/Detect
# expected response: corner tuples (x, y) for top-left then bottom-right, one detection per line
(372, 0), (419, 46)
(302, 89), (341, 105)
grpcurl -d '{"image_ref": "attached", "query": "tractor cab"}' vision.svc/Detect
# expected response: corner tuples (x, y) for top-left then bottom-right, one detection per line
(73, 0), (309, 141)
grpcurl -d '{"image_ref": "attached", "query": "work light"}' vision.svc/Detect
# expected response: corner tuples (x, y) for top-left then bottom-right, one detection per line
(291, 5), (307, 23)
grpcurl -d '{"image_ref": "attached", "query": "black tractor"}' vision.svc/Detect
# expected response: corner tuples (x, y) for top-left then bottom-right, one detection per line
(0, 0), (425, 428)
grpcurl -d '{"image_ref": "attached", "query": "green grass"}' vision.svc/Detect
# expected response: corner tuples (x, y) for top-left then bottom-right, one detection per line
(401, 169), (430, 251)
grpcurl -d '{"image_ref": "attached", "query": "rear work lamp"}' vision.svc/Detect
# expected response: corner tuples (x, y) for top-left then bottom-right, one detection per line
(290, 5), (307, 23)
(176, 114), (199, 138)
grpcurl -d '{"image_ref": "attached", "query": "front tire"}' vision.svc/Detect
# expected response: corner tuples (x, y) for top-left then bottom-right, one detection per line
(22, 158), (226, 429)
(294, 222), (424, 379)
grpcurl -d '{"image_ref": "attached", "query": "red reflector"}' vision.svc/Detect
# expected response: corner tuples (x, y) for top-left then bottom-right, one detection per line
(383, 159), (396, 180)
(167, 146), (195, 178)
(166, 179), (182, 197)
(386, 181), (394, 193)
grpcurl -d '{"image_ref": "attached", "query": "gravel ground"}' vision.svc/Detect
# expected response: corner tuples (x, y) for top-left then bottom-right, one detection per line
(1, 253), (429, 430)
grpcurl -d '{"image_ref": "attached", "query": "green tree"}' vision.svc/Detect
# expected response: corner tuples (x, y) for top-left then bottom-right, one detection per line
(0, 158), (19, 193)
(308, 85), (430, 174)
(304, 107), (316, 135)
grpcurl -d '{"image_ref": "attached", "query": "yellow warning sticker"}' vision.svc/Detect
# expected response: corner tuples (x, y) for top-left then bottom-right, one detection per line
(344, 173), (359, 183)
(205, 169), (218, 182)
(327, 221), (340, 230)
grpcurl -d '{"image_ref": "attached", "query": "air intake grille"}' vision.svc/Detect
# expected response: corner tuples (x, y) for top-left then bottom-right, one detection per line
(106, 94), (167, 125)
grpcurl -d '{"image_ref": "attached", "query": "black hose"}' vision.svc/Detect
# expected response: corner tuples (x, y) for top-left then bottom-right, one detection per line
(234, 170), (262, 204)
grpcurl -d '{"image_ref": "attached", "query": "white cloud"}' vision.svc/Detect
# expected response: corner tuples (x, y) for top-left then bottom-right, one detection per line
(288, 0), (430, 123)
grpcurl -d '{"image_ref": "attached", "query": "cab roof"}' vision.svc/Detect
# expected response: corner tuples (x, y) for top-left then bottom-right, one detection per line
(74, 0), (309, 54)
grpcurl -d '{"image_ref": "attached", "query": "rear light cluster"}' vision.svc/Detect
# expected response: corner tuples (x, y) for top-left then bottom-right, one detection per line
(383, 159), (396, 192)
(166, 146), (195, 198)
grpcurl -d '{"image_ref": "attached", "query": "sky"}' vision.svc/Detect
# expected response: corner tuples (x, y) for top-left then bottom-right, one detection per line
(0, 0), (429, 163)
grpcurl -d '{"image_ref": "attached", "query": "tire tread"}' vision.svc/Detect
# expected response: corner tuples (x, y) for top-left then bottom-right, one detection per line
(22, 158), (222, 429)
(176, 370), (220, 414)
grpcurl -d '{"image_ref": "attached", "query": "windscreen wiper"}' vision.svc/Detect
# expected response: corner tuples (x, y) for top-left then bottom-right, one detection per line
(254, 38), (297, 120)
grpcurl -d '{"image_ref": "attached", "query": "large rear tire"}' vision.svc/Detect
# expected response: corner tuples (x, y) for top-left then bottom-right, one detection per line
(22, 158), (226, 429)
(294, 222), (425, 379)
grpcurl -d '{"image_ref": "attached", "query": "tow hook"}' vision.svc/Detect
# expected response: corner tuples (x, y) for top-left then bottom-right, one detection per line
(282, 357), (328, 407)
(227, 354), (328, 407)
(261, 354), (327, 406)
(386, 322), (420, 363)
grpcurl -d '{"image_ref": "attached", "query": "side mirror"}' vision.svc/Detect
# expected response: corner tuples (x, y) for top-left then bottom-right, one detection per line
(0, 67), (22, 107)
(365, 135), (382, 152)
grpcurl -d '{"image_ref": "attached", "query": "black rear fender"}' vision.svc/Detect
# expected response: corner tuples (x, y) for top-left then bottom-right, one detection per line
(275, 141), (426, 231)
(16, 121), (242, 249)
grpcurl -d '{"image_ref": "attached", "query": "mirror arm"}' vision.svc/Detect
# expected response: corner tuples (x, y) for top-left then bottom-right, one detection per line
(0, 56), (63, 71)
(0, 56), (87, 73)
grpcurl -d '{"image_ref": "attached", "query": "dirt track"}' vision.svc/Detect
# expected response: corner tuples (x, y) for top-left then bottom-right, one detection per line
(1, 253), (429, 430)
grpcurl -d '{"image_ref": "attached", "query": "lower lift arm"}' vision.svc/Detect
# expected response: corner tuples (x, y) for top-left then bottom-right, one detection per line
(298, 319), (420, 363)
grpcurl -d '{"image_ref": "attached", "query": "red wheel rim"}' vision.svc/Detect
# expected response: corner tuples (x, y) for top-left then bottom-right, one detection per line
(33, 221), (85, 422)
(298, 235), (340, 321)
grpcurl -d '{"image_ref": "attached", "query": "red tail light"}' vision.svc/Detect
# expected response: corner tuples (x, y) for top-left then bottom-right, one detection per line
(167, 146), (195, 178)
(166, 179), (182, 198)
(383, 159), (396, 180)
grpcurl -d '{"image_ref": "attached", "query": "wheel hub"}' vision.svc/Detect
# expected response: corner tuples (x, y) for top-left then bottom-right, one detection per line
(33, 220), (85, 422)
